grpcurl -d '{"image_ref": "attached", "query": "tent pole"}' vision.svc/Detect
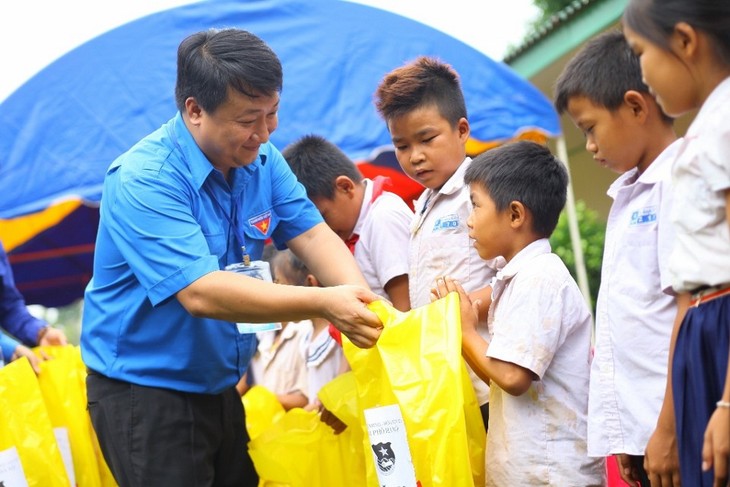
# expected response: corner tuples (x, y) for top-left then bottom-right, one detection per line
(555, 135), (592, 315)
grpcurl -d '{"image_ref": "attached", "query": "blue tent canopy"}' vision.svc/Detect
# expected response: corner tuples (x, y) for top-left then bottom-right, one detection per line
(0, 0), (560, 306)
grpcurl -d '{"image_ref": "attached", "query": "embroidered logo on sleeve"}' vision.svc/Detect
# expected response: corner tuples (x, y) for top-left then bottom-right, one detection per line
(249, 210), (272, 235)
(630, 206), (657, 226)
(432, 214), (460, 232)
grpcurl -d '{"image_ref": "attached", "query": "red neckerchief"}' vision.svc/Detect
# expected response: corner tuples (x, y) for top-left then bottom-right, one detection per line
(330, 176), (391, 345)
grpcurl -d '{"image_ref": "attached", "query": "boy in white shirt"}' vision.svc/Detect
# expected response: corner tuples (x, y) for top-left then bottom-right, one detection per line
(374, 56), (498, 430)
(435, 141), (604, 486)
(283, 134), (412, 312)
(554, 31), (680, 486)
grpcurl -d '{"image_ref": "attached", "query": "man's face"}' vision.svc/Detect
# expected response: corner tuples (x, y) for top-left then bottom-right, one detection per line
(187, 87), (280, 176)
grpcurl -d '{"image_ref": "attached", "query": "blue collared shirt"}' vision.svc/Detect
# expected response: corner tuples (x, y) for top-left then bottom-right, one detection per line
(81, 113), (322, 394)
(0, 242), (46, 346)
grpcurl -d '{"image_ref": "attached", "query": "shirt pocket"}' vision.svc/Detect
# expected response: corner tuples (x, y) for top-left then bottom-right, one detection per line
(422, 232), (472, 280)
(622, 225), (660, 303)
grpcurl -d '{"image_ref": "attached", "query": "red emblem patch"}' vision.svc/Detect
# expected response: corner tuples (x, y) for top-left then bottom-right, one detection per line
(248, 211), (272, 236)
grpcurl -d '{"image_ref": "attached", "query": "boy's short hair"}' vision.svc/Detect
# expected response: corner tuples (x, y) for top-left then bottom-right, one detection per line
(464, 141), (568, 238)
(282, 135), (362, 200)
(374, 56), (467, 126)
(272, 249), (310, 287)
(554, 30), (663, 118)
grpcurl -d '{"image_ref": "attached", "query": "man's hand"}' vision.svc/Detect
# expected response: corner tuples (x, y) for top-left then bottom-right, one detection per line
(324, 286), (383, 349)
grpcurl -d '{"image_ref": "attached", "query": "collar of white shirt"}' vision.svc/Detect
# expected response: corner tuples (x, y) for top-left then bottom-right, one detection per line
(491, 238), (551, 300)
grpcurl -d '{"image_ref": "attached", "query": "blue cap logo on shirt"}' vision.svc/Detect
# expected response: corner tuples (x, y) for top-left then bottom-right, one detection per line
(630, 206), (657, 226)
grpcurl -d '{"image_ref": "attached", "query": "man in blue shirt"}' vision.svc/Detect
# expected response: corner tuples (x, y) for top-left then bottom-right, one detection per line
(81, 28), (383, 487)
(0, 242), (67, 372)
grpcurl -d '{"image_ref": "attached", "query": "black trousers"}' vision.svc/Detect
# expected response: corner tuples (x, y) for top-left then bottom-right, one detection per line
(87, 370), (258, 487)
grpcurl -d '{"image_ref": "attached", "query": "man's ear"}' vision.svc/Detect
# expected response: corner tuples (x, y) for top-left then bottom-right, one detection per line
(623, 90), (649, 122)
(334, 175), (356, 196)
(184, 97), (203, 125)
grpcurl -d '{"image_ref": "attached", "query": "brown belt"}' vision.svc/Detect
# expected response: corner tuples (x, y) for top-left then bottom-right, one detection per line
(690, 284), (730, 307)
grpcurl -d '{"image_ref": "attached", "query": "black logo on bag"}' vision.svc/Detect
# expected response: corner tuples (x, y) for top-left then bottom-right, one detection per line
(372, 442), (396, 475)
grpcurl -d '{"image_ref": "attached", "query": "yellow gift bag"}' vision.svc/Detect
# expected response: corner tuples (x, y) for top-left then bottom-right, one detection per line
(0, 357), (69, 486)
(245, 377), (367, 486)
(243, 385), (286, 442)
(34, 345), (108, 487)
(344, 294), (486, 487)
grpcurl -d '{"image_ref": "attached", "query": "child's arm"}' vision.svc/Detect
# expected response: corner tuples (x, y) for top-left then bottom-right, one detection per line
(701, 343), (730, 483)
(277, 391), (308, 410)
(643, 293), (688, 487)
(435, 276), (535, 396)
(384, 274), (410, 312)
(701, 189), (730, 482)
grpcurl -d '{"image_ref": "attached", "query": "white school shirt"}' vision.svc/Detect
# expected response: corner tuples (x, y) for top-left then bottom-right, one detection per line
(353, 179), (413, 299)
(668, 76), (730, 293)
(486, 239), (604, 487)
(409, 157), (499, 406)
(299, 321), (344, 404)
(250, 321), (309, 398)
(587, 140), (680, 456)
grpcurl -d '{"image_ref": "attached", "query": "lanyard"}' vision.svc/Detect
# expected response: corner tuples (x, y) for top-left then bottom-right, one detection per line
(166, 122), (251, 265)
(204, 185), (251, 265)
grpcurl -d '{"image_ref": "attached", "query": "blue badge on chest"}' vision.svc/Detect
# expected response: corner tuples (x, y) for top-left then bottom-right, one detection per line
(432, 214), (460, 232)
(630, 206), (657, 226)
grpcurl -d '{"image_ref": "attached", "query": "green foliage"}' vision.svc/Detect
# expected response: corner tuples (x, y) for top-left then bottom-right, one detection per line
(549, 200), (605, 310)
(533, 0), (579, 22)
(527, 0), (581, 37)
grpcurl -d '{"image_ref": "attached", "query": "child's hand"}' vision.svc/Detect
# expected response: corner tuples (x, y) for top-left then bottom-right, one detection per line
(702, 404), (730, 485)
(311, 399), (348, 435)
(432, 277), (481, 335)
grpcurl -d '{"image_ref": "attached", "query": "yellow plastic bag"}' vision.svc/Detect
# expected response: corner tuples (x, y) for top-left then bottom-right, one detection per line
(316, 372), (368, 486)
(246, 378), (368, 487)
(0, 357), (70, 487)
(34, 345), (107, 487)
(344, 294), (486, 487)
(243, 385), (286, 441)
(249, 408), (366, 487)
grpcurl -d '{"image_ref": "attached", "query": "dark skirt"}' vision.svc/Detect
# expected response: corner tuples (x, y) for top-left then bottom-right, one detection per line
(672, 294), (730, 486)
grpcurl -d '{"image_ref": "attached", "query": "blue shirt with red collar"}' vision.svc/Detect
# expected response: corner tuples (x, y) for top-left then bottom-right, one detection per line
(81, 112), (322, 394)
